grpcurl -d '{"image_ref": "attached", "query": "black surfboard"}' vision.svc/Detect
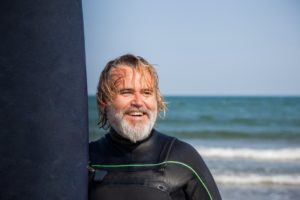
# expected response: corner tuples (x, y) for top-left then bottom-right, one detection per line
(0, 1), (88, 199)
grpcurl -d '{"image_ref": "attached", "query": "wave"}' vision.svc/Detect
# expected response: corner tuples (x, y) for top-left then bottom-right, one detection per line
(170, 130), (300, 140)
(215, 174), (300, 186)
(162, 117), (300, 126)
(195, 147), (300, 161)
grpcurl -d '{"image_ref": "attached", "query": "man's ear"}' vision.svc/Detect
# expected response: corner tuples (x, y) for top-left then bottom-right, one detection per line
(100, 102), (106, 114)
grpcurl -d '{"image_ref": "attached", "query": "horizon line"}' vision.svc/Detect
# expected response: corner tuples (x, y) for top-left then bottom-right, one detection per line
(87, 94), (300, 97)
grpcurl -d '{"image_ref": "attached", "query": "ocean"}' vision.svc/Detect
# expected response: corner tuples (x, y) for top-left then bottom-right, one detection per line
(88, 96), (300, 200)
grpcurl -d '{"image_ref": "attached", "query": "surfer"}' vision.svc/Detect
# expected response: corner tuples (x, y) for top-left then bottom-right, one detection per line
(89, 54), (221, 200)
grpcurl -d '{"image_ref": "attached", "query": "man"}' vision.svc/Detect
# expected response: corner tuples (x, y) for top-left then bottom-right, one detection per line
(89, 54), (221, 200)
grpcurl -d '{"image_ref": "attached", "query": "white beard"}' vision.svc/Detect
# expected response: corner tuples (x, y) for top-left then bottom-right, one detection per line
(106, 106), (157, 143)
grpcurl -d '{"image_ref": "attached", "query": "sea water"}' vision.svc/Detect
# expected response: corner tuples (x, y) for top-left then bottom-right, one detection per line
(88, 96), (300, 200)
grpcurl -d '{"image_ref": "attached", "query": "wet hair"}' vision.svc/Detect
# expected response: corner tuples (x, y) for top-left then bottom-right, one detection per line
(97, 54), (167, 128)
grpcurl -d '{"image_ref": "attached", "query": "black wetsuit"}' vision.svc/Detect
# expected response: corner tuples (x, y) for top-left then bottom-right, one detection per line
(89, 129), (221, 200)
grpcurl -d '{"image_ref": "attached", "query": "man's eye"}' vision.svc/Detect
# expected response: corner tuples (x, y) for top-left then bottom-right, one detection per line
(143, 90), (153, 95)
(120, 90), (132, 95)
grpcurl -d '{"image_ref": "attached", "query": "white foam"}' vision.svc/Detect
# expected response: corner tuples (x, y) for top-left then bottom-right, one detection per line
(195, 147), (300, 161)
(215, 174), (300, 186)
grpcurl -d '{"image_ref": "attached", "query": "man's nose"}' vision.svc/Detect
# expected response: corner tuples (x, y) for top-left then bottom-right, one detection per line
(131, 93), (143, 108)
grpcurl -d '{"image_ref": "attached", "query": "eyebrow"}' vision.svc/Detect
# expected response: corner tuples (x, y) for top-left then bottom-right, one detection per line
(118, 88), (134, 92)
(118, 88), (154, 92)
(141, 88), (154, 92)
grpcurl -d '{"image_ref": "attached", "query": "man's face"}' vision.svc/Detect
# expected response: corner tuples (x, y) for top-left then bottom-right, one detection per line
(105, 65), (158, 142)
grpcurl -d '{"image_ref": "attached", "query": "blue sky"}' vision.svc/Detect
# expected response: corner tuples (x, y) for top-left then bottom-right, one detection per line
(82, 0), (300, 96)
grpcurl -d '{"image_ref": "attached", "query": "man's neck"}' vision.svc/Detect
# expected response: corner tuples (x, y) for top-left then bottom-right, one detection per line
(109, 128), (154, 145)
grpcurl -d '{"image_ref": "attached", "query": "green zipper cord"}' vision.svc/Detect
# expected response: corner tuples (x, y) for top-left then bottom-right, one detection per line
(91, 160), (213, 200)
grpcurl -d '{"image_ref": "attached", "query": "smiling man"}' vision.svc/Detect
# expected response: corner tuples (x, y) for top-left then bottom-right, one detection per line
(105, 65), (158, 143)
(89, 54), (221, 200)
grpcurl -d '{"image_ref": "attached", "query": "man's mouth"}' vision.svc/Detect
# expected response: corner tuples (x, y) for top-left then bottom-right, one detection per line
(128, 111), (144, 116)
(124, 110), (148, 119)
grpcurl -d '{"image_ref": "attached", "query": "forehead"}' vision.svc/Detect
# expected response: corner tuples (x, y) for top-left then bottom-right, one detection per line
(110, 65), (154, 88)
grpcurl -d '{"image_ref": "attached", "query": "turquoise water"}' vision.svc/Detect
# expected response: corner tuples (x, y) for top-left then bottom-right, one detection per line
(89, 96), (300, 141)
(88, 96), (300, 200)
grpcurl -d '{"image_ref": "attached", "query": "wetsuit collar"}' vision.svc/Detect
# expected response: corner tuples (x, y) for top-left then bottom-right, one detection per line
(108, 128), (155, 147)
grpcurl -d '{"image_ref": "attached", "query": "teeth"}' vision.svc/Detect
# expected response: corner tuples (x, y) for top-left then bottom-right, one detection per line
(129, 112), (143, 116)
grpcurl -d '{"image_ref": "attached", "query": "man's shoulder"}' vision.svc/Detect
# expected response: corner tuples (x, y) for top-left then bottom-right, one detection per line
(155, 130), (194, 149)
(162, 134), (203, 165)
(152, 129), (174, 142)
(174, 139), (199, 157)
(154, 130), (200, 159)
(89, 136), (107, 150)
(89, 135), (110, 162)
